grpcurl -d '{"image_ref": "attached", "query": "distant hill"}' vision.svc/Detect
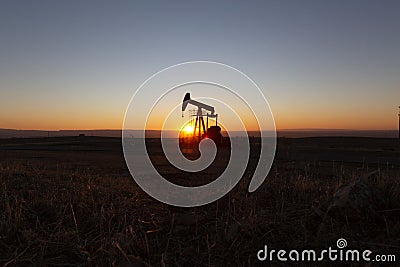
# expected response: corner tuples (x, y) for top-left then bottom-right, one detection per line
(0, 128), (398, 139)
(0, 129), (120, 138)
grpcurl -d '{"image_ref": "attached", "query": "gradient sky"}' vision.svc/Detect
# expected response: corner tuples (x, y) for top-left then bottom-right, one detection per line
(0, 0), (399, 130)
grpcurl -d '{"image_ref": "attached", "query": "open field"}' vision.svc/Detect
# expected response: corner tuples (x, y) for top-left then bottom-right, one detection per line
(0, 136), (399, 266)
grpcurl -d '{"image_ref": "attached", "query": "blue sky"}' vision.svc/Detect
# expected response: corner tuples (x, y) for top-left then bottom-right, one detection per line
(0, 0), (399, 130)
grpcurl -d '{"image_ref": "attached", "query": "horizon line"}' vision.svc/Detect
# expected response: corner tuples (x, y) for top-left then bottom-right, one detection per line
(1, 128), (398, 132)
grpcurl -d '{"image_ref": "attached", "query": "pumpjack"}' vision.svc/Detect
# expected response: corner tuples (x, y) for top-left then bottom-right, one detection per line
(181, 92), (222, 145)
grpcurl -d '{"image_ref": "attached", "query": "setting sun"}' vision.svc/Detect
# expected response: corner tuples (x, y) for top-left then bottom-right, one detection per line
(182, 125), (194, 134)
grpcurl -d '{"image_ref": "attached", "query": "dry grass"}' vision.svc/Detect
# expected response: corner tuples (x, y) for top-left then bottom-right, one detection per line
(0, 138), (399, 266)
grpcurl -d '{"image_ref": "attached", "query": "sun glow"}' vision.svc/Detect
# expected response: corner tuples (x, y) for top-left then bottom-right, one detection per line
(182, 125), (194, 134)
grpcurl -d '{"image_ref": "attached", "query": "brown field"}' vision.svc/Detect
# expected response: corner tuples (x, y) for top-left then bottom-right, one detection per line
(0, 136), (399, 266)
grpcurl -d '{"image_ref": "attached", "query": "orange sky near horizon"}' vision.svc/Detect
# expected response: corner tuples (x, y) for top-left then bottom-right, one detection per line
(2, 105), (398, 131)
(1, 2), (399, 132)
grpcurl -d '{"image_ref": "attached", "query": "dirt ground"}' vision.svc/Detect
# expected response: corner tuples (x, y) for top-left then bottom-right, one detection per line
(0, 136), (399, 266)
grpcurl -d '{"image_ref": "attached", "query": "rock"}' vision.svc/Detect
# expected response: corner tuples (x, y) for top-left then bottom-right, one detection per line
(326, 172), (384, 221)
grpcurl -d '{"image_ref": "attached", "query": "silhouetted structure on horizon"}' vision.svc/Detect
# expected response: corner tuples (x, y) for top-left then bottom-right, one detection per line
(181, 92), (221, 144)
